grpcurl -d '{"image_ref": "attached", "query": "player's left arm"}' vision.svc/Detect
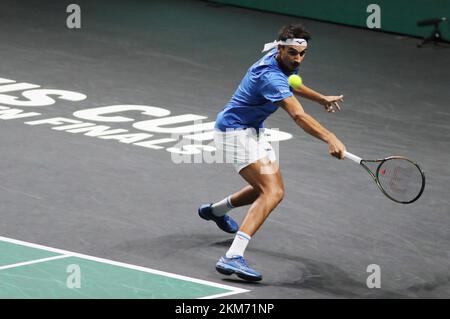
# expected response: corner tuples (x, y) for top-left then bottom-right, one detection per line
(293, 83), (344, 113)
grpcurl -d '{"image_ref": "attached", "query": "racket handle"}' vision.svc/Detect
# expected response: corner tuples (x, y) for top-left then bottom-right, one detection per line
(344, 151), (362, 164)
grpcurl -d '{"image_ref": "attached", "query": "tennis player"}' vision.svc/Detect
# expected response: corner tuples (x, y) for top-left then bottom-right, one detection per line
(198, 24), (346, 281)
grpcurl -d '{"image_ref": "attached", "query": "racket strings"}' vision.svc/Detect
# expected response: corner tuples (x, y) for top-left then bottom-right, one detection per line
(377, 158), (424, 203)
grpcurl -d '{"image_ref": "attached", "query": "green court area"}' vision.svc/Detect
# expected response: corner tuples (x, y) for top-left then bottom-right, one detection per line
(0, 237), (248, 299)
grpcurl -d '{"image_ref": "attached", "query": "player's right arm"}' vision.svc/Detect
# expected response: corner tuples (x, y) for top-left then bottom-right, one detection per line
(276, 95), (346, 159)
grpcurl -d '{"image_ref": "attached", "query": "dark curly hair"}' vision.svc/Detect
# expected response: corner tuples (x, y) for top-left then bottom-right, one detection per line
(277, 24), (311, 42)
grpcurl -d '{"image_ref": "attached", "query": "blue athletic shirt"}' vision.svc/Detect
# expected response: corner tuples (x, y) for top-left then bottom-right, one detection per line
(215, 48), (298, 132)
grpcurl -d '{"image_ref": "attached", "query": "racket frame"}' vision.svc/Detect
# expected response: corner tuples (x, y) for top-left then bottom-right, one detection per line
(344, 151), (426, 204)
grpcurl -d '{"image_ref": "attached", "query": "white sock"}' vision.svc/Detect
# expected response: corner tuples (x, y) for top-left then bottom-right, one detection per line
(226, 231), (251, 258)
(211, 195), (234, 217)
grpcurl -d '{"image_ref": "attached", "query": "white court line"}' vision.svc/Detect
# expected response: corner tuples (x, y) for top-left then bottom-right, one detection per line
(199, 291), (249, 299)
(0, 235), (249, 298)
(0, 255), (70, 271)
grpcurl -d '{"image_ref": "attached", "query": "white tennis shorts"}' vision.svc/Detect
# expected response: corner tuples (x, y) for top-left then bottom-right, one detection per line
(214, 128), (277, 172)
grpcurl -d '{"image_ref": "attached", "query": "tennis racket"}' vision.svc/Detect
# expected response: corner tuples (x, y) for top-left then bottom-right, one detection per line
(344, 151), (425, 204)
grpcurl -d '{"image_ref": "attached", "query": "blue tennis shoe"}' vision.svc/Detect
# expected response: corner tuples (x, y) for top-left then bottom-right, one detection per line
(198, 203), (238, 234)
(215, 255), (262, 281)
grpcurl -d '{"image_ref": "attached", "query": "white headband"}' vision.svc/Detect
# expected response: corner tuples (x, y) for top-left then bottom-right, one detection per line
(262, 38), (308, 52)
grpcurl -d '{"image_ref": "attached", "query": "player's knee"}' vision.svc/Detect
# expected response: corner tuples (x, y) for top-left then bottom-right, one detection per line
(275, 187), (284, 203)
(266, 187), (284, 204)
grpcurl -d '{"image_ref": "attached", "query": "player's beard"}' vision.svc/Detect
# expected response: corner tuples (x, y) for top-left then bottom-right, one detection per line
(277, 54), (299, 72)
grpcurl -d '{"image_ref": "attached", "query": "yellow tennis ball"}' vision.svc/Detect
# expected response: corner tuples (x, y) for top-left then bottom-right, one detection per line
(288, 74), (302, 90)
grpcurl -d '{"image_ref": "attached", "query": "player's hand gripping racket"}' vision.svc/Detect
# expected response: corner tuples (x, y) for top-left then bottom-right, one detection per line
(344, 151), (425, 204)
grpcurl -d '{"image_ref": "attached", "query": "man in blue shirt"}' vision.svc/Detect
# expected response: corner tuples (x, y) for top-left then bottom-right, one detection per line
(199, 24), (346, 281)
(214, 47), (294, 133)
